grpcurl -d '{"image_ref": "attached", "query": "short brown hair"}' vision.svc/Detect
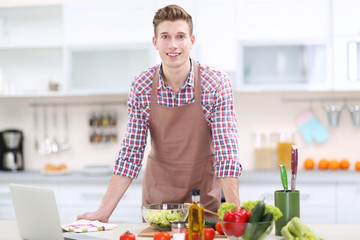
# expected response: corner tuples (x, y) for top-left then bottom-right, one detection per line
(153, 4), (193, 37)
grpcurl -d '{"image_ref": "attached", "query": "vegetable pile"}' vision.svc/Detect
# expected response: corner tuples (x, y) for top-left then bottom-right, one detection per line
(216, 200), (282, 240)
(144, 209), (184, 228)
(281, 217), (324, 240)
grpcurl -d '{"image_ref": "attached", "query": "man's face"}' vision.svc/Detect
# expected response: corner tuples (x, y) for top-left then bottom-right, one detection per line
(152, 20), (195, 69)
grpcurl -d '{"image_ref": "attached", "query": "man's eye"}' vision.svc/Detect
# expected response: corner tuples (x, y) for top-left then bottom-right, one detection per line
(162, 35), (168, 39)
(178, 35), (184, 39)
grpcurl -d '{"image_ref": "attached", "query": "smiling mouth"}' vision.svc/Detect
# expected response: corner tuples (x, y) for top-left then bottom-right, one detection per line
(167, 53), (180, 57)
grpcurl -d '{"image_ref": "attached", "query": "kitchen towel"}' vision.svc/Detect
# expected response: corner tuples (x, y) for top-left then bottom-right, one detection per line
(295, 109), (329, 144)
(62, 220), (118, 233)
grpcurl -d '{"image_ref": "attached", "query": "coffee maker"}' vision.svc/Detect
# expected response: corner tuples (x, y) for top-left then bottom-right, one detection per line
(0, 129), (24, 171)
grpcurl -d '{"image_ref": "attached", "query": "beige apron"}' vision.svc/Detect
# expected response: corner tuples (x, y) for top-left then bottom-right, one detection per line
(142, 62), (221, 217)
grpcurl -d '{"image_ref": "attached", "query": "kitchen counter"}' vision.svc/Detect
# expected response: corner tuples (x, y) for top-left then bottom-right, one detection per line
(1, 220), (360, 240)
(1, 169), (360, 184)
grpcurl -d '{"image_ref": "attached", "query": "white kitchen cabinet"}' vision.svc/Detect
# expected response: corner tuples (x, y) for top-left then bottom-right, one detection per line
(337, 183), (360, 224)
(333, 36), (360, 90)
(0, 4), (64, 95)
(332, 0), (360, 36)
(235, 0), (331, 41)
(63, 0), (153, 46)
(239, 182), (337, 224)
(194, 0), (237, 73)
(0, 182), (59, 220)
(58, 182), (142, 222)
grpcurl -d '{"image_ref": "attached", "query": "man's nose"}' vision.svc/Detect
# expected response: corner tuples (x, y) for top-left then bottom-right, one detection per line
(169, 38), (178, 48)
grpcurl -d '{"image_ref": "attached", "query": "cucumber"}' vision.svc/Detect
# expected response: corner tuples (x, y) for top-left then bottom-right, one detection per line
(242, 201), (265, 240)
(250, 212), (273, 240)
(204, 219), (217, 230)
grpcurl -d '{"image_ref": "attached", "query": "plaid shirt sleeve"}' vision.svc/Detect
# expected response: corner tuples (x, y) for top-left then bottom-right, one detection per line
(112, 70), (153, 179)
(209, 70), (242, 178)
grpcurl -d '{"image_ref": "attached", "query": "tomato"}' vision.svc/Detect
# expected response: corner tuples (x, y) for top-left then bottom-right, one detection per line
(154, 232), (171, 240)
(185, 228), (216, 240)
(204, 228), (216, 240)
(120, 231), (136, 240)
(215, 221), (224, 235)
(246, 210), (252, 219)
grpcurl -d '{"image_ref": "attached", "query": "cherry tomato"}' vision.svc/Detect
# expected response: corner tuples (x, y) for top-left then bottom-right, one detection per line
(154, 232), (171, 240)
(204, 228), (216, 240)
(247, 210), (252, 219)
(185, 228), (216, 240)
(120, 231), (136, 240)
(215, 221), (224, 235)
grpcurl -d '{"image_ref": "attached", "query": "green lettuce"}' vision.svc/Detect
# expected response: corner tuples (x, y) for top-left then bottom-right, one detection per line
(217, 202), (235, 220)
(144, 209), (184, 228)
(242, 200), (283, 221)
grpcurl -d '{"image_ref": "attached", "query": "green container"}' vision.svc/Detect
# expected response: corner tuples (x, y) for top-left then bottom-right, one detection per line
(274, 190), (300, 236)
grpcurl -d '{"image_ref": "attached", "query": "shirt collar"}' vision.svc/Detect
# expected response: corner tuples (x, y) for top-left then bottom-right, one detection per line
(158, 58), (195, 90)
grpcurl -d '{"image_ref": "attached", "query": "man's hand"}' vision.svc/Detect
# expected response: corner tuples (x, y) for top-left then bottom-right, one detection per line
(77, 174), (132, 223)
(77, 209), (109, 223)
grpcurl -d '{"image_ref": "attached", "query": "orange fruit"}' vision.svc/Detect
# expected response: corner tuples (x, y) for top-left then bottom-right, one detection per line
(329, 160), (340, 170)
(304, 158), (315, 170)
(339, 159), (350, 170)
(355, 161), (360, 171)
(318, 159), (329, 170)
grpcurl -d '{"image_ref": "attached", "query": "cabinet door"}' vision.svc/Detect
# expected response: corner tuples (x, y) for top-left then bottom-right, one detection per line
(239, 182), (337, 224)
(337, 183), (360, 224)
(195, 0), (237, 72)
(333, 36), (360, 90)
(236, 0), (331, 40)
(63, 0), (153, 46)
(332, 0), (360, 36)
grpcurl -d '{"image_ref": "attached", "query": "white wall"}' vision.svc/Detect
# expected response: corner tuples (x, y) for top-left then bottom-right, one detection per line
(1, 90), (359, 172)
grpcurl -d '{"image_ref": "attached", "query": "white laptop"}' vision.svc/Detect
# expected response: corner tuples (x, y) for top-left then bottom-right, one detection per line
(9, 183), (106, 240)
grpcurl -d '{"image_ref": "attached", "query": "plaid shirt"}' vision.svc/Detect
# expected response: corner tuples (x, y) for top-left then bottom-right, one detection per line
(113, 60), (242, 179)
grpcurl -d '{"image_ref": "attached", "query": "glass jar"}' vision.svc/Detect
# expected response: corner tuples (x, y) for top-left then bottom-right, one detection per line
(254, 132), (276, 170)
(277, 132), (295, 169)
(172, 221), (186, 240)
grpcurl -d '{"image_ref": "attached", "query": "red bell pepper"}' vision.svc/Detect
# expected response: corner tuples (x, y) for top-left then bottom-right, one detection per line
(222, 208), (248, 237)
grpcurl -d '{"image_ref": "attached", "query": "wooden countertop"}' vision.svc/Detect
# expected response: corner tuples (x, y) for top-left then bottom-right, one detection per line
(1, 220), (360, 240)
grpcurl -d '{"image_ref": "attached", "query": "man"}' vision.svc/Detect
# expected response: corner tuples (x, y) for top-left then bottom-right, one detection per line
(78, 4), (242, 223)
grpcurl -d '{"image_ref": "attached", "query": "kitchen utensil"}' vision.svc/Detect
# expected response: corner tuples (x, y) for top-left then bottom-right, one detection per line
(349, 105), (360, 127)
(60, 105), (70, 151)
(33, 105), (39, 150)
(50, 105), (59, 153)
(279, 165), (288, 191)
(291, 145), (298, 192)
(274, 190), (300, 236)
(325, 104), (342, 127)
(184, 202), (218, 216)
(38, 106), (52, 155)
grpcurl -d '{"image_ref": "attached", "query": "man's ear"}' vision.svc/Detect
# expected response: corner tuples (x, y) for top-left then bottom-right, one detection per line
(152, 36), (158, 50)
(190, 35), (195, 49)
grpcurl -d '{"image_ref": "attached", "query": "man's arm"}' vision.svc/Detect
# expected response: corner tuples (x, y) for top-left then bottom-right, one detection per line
(77, 174), (132, 223)
(220, 177), (240, 205)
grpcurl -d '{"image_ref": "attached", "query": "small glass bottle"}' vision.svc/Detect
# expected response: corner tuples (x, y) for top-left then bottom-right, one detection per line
(172, 221), (186, 240)
(188, 189), (204, 240)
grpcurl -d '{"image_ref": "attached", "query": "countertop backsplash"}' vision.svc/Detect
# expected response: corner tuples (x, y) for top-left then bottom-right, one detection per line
(0, 91), (359, 172)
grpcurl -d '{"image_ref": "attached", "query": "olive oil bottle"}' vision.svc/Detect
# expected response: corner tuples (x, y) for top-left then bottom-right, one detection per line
(188, 189), (204, 240)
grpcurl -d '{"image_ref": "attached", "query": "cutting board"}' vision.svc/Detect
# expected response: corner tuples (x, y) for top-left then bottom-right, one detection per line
(138, 226), (227, 238)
